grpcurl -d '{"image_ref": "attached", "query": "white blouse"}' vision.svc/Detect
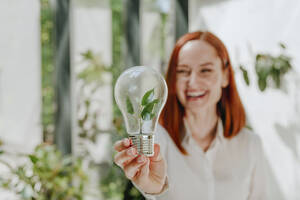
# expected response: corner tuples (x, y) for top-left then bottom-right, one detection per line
(136, 119), (268, 200)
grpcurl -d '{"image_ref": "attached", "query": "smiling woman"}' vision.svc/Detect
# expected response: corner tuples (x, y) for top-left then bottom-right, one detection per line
(113, 31), (267, 200)
(161, 31), (245, 154)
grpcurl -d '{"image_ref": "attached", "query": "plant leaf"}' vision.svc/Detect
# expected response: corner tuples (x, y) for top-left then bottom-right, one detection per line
(141, 99), (159, 120)
(29, 155), (38, 164)
(126, 96), (134, 114)
(141, 112), (151, 120)
(81, 50), (93, 60)
(258, 77), (267, 91)
(270, 68), (281, 88)
(141, 88), (154, 106)
(279, 43), (286, 49)
(239, 65), (250, 86)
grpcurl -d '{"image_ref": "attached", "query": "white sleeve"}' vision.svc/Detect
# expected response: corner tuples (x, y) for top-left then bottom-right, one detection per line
(248, 134), (269, 200)
(132, 177), (169, 200)
(132, 124), (170, 200)
(154, 124), (169, 159)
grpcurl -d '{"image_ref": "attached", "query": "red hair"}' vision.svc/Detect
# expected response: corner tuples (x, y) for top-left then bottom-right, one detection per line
(159, 31), (246, 154)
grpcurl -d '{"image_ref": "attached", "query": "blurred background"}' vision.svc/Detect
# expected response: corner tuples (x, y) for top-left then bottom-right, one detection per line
(0, 0), (299, 199)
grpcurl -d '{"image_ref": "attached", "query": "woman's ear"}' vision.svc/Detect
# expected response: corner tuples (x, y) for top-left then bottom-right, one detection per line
(222, 67), (229, 88)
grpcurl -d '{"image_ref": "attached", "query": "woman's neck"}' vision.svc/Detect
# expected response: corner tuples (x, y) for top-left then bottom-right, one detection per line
(184, 106), (218, 152)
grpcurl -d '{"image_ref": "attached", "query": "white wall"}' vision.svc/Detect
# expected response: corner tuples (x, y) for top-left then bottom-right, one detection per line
(0, 0), (42, 199)
(0, 0), (42, 153)
(190, 0), (300, 199)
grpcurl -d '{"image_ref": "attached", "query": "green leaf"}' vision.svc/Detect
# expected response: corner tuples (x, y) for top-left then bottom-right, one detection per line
(239, 66), (250, 86)
(141, 112), (151, 120)
(271, 68), (281, 88)
(279, 43), (286, 49)
(81, 50), (93, 60)
(258, 77), (267, 91)
(151, 99), (159, 104)
(29, 155), (38, 164)
(141, 99), (159, 120)
(141, 88), (154, 106)
(126, 96), (134, 114)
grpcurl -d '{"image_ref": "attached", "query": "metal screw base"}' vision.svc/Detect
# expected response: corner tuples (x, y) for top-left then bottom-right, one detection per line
(129, 134), (154, 157)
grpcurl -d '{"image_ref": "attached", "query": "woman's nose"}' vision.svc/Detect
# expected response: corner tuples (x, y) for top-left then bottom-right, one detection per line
(187, 71), (197, 86)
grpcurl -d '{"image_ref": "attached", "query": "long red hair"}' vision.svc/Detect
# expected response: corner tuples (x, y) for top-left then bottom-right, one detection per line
(159, 31), (246, 154)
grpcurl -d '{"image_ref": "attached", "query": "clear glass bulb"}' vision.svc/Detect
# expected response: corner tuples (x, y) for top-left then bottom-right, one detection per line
(114, 66), (168, 156)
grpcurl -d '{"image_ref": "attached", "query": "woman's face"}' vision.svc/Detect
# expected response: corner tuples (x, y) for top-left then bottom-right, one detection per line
(176, 40), (229, 112)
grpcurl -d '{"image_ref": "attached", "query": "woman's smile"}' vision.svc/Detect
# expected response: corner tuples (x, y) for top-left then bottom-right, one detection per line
(186, 90), (208, 102)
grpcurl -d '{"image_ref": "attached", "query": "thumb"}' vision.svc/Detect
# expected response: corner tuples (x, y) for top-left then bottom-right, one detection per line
(138, 157), (150, 178)
(150, 143), (162, 162)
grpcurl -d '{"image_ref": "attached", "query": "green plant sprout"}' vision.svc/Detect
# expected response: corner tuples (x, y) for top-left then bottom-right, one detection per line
(125, 88), (160, 133)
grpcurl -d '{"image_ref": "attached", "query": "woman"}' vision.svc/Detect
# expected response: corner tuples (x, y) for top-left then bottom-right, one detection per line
(114, 31), (267, 200)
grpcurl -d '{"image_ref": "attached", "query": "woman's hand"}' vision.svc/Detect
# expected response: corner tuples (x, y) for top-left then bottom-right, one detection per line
(114, 138), (167, 194)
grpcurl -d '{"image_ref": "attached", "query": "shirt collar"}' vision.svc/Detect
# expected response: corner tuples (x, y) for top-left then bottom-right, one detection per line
(182, 117), (224, 147)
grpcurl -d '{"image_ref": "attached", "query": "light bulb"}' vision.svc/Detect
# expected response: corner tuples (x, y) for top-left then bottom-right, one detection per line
(114, 66), (168, 156)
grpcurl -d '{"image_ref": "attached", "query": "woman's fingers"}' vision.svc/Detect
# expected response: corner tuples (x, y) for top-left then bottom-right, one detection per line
(114, 141), (165, 191)
(150, 144), (162, 162)
(114, 138), (131, 152)
(123, 155), (147, 179)
(114, 147), (138, 168)
(114, 142), (166, 194)
(136, 157), (150, 180)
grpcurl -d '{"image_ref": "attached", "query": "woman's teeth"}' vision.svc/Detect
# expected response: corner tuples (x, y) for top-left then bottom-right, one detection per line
(187, 91), (206, 97)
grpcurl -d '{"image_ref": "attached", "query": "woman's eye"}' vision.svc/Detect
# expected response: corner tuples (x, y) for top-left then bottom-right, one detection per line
(201, 69), (212, 73)
(176, 70), (189, 74)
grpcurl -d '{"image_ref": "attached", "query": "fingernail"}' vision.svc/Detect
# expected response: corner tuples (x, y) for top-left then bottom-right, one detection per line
(127, 148), (136, 156)
(137, 156), (145, 163)
(123, 138), (130, 147)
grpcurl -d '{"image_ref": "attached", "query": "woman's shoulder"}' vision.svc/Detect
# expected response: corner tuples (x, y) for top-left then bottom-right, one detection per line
(233, 126), (264, 153)
(238, 127), (262, 143)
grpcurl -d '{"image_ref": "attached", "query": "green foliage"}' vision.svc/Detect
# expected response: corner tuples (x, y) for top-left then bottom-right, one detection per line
(239, 65), (250, 86)
(125, 88), (159, 121)
(41, 0), (55, 142)
(141, 99), (159, 120)
(100, 0), (144, 199)
(100, 163), (143, 200)
(255, 53), (292, 91)
(78, 50), (110, 84)
(100, 163), (127, 200)
(77, 48), (144, 199)
(141, 88), (155, 106)
(279, 42), (286, 49)
(39, 0), (144, 198)
(77, 50), (114, 144)
(126, 96), (134, 114)
(240, 43), (292, 92)
(140, 89), (159, 120)
(0, 144), (88, 200)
